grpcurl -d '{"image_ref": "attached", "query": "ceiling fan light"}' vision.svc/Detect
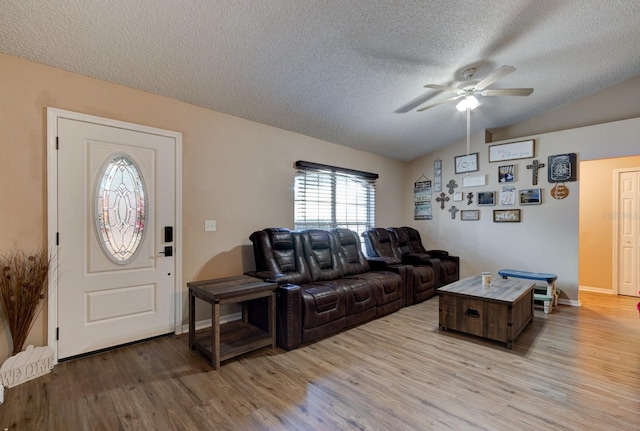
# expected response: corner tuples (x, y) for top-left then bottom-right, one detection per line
(456, 95), (480, 111)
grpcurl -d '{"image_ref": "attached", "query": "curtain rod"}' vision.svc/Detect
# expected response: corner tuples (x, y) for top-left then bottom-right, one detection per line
(295, 160), (379, 180)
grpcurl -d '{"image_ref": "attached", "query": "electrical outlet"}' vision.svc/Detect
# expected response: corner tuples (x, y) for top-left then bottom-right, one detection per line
(204, 220), (216, 232)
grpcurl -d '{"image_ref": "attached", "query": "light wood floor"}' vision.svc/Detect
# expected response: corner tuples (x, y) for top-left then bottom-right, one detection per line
(1, 291), (638, 430)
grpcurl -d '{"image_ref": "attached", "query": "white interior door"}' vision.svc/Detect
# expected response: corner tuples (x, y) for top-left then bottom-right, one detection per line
(617, 170), (640, 297)
(53, 114), (179, 359)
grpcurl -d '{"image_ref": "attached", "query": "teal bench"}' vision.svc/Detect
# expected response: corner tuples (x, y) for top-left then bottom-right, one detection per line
(498, 269), (558, 314)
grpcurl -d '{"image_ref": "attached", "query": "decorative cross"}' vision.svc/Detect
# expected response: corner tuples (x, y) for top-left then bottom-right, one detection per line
(448, 205), (459, 219)
(466, 192), (474, 205)
(446, 179), (458, 195)
(436, 192), (449, 210)
(526, 159), (545, 185)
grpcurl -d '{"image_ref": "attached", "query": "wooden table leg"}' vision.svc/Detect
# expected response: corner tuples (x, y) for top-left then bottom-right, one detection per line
(189, 289), (195, 350)
(213, 300), (220, 370)
(268, 290), (276, 349)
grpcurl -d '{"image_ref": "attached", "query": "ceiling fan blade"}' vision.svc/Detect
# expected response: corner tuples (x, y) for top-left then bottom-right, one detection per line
(475, 65), (516, 90)
(416, 95), (463, 112)
(481, 88), (534, 97)
(424, 84), (460, 92)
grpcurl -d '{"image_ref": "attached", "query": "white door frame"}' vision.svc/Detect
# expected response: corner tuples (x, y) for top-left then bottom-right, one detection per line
(46, 107), (183, 363)
(612, 167), (640, 296)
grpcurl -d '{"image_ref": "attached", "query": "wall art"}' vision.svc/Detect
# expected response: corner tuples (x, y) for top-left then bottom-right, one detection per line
(498, 164), (515, 183)
(460, 210), (480, 221)
(499, 187), (516, 206)
(433, 158), (442, 192)
(489, 139), (535, 162)
(548, 153), (577, 182)
(435, 192), (449, 210)
(493, 209), (521, 222)
(413, 177), (432, 220)
(477, 191), (496, 206)
(550, 183), (570, 199)
(454, 152), (479, 174)
(460, 174), (487, 188)
(519, 188), (542, 205)
(526, 159), (545, 185)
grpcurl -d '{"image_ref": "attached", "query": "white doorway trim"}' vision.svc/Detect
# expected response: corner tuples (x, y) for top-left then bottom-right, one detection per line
(46, 108), (183, 363)
(612, 167), (640, 296)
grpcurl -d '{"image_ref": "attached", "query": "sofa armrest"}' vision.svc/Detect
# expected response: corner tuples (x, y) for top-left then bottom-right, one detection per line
(367, 256), (401, 270)
(244, 270), (288, 284)
(426, 249), (449, 257)
(275, 284), (302, 350)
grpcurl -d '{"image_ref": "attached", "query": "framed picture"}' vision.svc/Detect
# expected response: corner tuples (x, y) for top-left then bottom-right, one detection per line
(489, 139), (535, 162)
(477, 191), (496, 206)
(548, 153), (577, 182)
(460, 174), (487, 188)
(519, 188), (542, 205)
(460, 210), (480, 221)
(499, 188), (516, 206)
(434, 158), (442, 192)
(454, 152), (479, 174)
(453, 191), (463, 202)
(493, 209), (521, 222)
(498, 164), (515, 183)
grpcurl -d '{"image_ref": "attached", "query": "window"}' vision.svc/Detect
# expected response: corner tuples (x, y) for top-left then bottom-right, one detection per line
(95, 154), (147, 264)
(294, 161), (377, 240)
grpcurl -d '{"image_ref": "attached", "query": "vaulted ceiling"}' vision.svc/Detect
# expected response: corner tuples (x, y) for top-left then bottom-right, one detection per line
(2, 1), (639, 161)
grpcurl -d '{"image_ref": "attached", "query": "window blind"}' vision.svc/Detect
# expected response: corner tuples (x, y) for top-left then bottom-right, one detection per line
(294, 161), (377, 239)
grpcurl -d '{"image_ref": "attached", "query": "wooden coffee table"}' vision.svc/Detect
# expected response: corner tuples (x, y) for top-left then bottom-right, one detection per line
(438, 275), (534, 349)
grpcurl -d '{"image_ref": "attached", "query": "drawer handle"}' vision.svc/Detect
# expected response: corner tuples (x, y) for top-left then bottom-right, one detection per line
(465, 309), (480, 318)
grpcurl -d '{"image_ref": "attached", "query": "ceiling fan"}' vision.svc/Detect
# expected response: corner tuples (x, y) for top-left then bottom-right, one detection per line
(417, 65), (533, 112)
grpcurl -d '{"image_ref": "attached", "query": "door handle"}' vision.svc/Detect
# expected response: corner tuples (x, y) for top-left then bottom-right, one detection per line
(159, 246), (173, 257)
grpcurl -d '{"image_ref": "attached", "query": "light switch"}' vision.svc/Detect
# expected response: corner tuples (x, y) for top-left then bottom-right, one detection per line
(204, 220), (216, 232)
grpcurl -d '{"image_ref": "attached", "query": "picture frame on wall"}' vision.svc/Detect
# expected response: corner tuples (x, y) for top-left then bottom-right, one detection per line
(519, 188), (542, 205)
(498, 164), (515, 183)
(460, 210), (480, 221)
(488, 139), (535, 162)
(548, 153), (577, 182)
(477, 191), (496, 206)
(454, 152), (479, 174)
(493, 209), (521, 222)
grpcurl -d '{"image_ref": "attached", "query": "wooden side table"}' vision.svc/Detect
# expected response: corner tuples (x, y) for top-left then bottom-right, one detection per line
(187, 275), (276, 369)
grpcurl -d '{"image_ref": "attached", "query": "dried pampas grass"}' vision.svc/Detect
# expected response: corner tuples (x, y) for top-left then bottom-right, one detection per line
(0, 248), (49, 355)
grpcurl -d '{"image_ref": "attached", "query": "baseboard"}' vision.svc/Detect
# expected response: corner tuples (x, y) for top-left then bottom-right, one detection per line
(181, 311), (241, 333)
(558, 298), (581, 307)
(579, 285), (614, 294)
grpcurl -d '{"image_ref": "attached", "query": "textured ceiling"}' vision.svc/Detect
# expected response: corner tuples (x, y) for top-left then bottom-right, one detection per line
(1, 1), (640, 161)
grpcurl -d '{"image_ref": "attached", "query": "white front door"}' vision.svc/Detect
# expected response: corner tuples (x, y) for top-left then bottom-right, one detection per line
(49, 110), (181, 360)
(617, 170), (640, 297)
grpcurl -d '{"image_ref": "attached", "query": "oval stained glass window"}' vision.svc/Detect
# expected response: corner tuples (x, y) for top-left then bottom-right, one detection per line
(95, 155), (147, 264)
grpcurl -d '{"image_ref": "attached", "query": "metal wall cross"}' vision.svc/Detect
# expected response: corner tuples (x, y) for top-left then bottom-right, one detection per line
(466, 192), (474, 205)
(446, 179), (458, 195)
(448, 205), (459, 219)
(436, 192), (449, 210)
(526, 159), (545, 185)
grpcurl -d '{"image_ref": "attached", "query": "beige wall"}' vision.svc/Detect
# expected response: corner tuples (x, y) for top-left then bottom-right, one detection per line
(579, 156), (640, 292)
(490, 75), (640, 143)
(0, 53), (405, 360)
(404, 118), (640, 304)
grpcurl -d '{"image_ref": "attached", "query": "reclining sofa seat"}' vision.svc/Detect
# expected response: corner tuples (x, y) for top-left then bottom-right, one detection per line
(362, 227), (439, 304)
(249, 227), (404, 350)
(401, 226), (460, 285)
(331, 228), (404, 315)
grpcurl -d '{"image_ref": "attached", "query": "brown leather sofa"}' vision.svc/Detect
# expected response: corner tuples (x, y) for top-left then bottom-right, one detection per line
(362, 227), (440, 304)
(248, 227), (404, 350)
(395, 226), (460, 285)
